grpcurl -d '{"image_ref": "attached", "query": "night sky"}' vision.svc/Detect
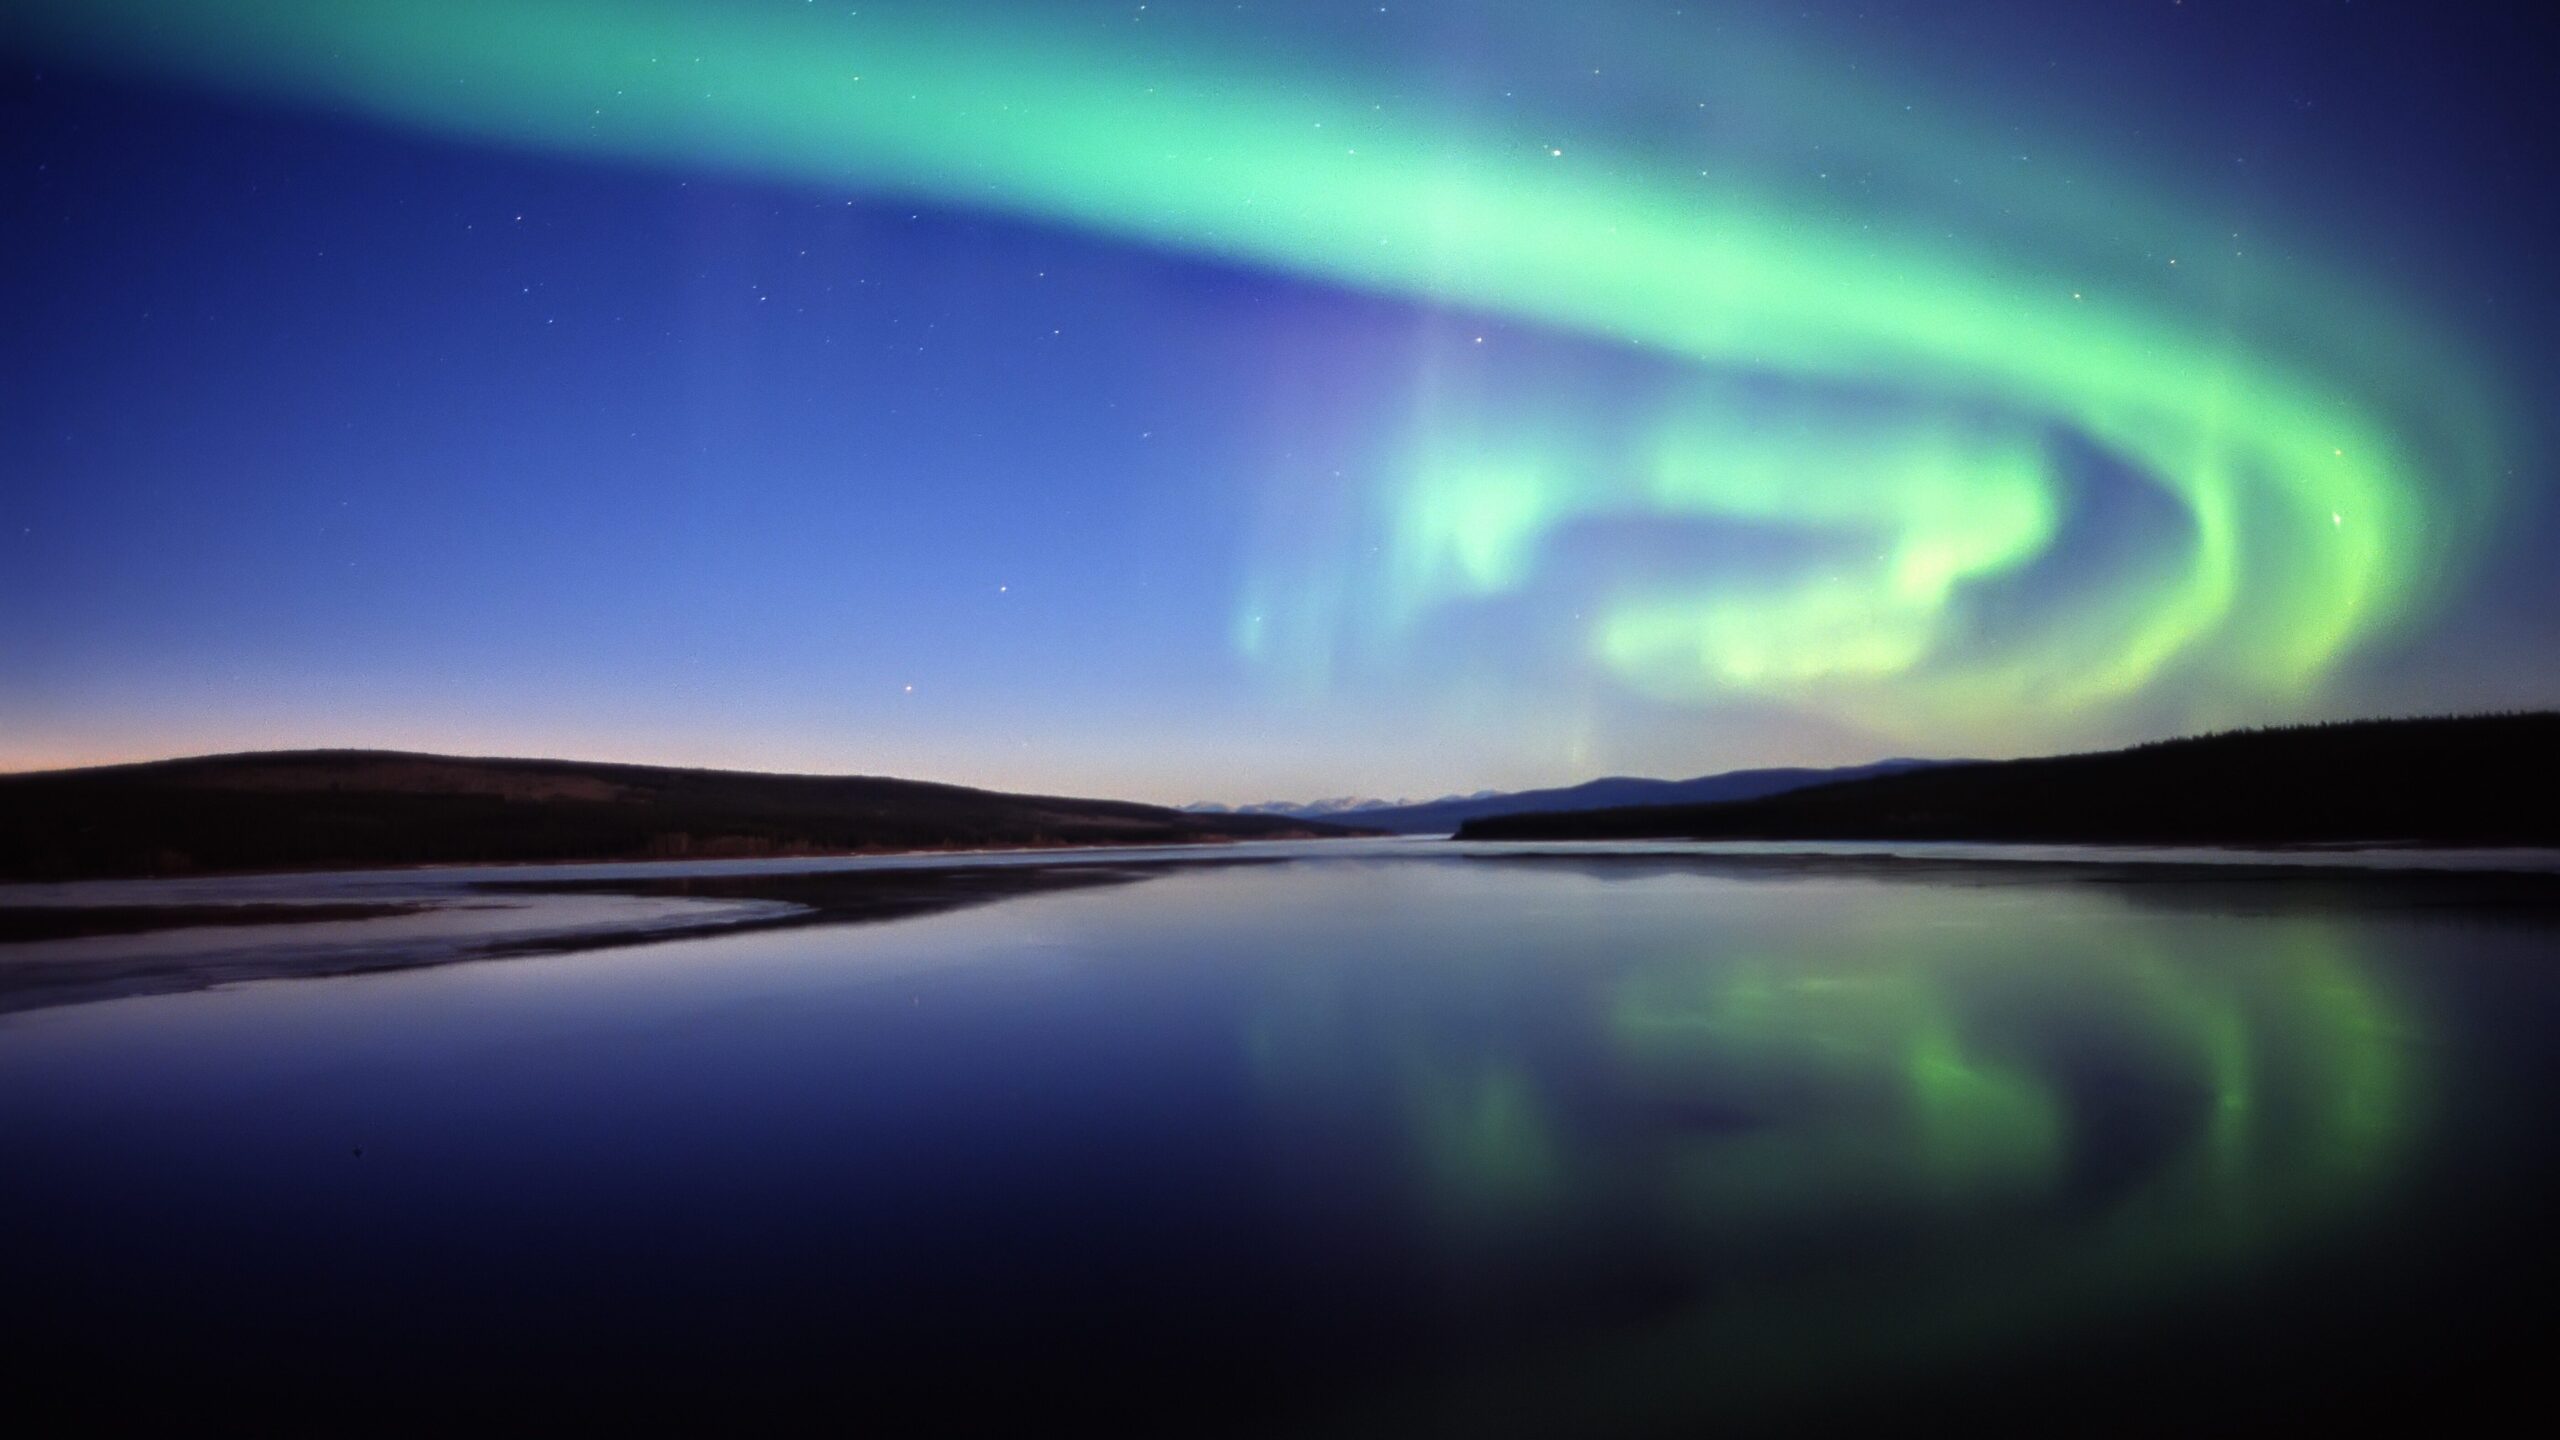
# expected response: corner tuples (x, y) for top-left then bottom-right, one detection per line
(4, 1), (2554, 805)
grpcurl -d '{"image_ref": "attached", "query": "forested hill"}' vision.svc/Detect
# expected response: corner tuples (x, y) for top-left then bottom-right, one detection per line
(1455, 714), (2560, 847)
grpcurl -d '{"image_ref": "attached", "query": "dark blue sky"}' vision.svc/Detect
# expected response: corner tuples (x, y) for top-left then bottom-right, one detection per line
(4, 2), (2554, 803)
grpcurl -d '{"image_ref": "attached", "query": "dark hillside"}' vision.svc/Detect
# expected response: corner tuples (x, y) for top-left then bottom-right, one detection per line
(0, 750), (1356, 879)
(1456, 714), (2560, 846)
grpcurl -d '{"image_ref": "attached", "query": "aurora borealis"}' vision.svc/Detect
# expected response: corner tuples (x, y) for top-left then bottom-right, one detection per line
(3, 1), (2552, 795)
(8, 10), (2560, 1424)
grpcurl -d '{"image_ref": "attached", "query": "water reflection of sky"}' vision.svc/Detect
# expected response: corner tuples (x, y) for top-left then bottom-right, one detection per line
(1, 851), (2551, 1432)
(1249, 872), (2420, 1428)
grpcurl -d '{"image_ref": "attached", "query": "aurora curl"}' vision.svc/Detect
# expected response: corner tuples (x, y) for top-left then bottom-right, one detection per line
(7, 0), (2505, 742)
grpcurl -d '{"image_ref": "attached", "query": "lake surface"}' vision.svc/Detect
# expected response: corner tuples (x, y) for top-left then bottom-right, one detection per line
(4, 844), (2556, 1432)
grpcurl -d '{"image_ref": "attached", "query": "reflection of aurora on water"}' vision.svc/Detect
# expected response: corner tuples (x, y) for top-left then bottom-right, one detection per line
(1247, 881), (2424, 1430)
(1, 0), (2509, 747)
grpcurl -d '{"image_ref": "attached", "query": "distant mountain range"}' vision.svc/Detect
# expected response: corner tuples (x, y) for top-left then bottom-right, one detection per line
(1456, 713), (2560, 847)
(23, 714), (2528, 883)
(1189, 759), (1947, 834)
(0, 750), (1365, 881)
(1183, 795), (1440, 821)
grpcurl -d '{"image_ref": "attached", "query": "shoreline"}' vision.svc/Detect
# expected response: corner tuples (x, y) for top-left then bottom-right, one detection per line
(0, 863), (1155, 1018)
(0, 828), (1355, 888)
(7, 841), (2558, 1019)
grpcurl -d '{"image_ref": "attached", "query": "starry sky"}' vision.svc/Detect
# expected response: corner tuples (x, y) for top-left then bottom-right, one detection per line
(4, 1), (2555, 805)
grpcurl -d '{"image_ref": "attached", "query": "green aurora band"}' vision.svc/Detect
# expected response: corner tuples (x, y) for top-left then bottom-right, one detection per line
(6, 0), (2507, 740)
